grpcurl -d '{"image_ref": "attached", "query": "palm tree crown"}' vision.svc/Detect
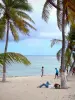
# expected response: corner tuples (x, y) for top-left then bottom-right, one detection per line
(0, 0), (36, 41)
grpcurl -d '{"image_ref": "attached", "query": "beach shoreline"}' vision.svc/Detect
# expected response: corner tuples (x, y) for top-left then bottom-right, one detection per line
(0, 73), (55, 78)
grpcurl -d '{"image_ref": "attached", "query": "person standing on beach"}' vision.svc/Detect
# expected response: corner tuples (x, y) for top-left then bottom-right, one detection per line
(41, 66), (44, 77)
(55, 68), (59, 79)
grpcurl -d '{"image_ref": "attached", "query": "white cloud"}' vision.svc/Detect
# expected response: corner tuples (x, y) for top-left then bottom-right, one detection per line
(39, 32), (62, 39)
(0, 0), (3, 3)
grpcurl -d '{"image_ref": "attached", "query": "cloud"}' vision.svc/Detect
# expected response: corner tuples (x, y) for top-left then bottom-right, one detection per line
(39, 32), (62, 39)
(7, 38), (61, 55)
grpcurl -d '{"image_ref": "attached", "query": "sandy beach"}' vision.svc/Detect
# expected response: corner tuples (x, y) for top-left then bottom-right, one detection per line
(0, 75), (75, 100)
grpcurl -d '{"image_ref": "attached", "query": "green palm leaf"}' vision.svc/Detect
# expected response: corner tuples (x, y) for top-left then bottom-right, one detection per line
(65, 48), (72, 67)
(0, 52), (31, 66)
(16, 10), (35, 23)
(0, 16), (6, 39)
(42, 0), (61, 22)
(42, 0), (51, 22)
(24, 20), (36, 30)
(10, 8), (35, 35)
(57, 0), (63, 31)
(10, 22), (19, 41)
(12, 0), (32, 12)
(56, 48), (62, 61)
(0, 3), (4, 9)
(11, 14), (29, 34)
(51, 39), (62, 47)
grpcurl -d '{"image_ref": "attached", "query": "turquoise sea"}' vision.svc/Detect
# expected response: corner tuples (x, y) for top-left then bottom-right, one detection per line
(0, 56), (60, 77)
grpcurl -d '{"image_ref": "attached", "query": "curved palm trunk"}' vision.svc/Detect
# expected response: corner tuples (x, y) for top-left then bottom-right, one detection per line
(2, 19), (9, 82)
(60, 0), (67, 88)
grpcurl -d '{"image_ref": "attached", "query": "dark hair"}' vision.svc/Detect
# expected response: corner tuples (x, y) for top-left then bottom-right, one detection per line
(54, 83), (60, 89)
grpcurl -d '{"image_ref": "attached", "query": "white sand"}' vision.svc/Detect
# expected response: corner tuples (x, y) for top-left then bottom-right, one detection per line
(0, 75), (75, 100)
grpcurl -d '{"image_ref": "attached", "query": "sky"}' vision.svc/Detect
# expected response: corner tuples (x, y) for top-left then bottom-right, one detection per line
(0, 0), (62, 55)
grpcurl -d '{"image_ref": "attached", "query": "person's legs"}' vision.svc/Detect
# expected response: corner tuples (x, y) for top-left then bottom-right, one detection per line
(55, 74), (56, 79)
(55, 73), (58, 78)
(41, 72), (43, 77)
(56, 73), (58, 78)
(55, 73), (57, 79)
(39, 83), (48, 88)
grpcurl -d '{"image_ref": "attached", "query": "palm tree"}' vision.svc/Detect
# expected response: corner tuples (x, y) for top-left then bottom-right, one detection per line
(0, 0), (36, 82)
(42, 0), (75, 88)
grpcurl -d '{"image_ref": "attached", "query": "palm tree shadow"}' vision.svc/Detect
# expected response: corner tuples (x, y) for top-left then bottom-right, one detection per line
(51, 87), (70, 89)
(0, 81), (11, 83)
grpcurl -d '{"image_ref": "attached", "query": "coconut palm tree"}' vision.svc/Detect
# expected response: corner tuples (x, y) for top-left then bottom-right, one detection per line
(0, 0), (36, 82)
(42, 0), (75, 88)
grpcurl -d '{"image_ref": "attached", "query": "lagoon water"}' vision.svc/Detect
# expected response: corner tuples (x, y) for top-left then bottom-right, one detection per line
(0, 56), (60, 77)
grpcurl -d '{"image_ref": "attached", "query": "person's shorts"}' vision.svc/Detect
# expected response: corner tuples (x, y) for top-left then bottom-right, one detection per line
(56, 73), (58, 76)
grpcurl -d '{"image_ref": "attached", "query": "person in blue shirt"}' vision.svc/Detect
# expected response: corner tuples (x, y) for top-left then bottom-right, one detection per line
(55, 68), (59, 79)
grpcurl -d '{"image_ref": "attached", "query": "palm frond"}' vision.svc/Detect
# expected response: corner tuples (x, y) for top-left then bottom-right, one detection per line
(57, 0), (63, 31)
(42, 0), (55, 22)
(65, 48), (72, 67)
(13, 19), (29, 34)
(56, 48), (62, 61)
(10, 8), (36, 35)
(51, 39), (62, 47)
(68, 25), (75, 41)
(0, 52), (31, 66)
(16, 10), (35, 23)
(0, 3), (4, 9)
(24, 20), (36, 30)
(42, 0), (61, 22)
(0, 16), (6, 39)
(68, 0), (75, 12)
(15, 10), (36, 30)
(42, 0), (51, 22)
(11, 13), (29, 34)
(12, 0), (32, 12)
(10, 22), (19, 41)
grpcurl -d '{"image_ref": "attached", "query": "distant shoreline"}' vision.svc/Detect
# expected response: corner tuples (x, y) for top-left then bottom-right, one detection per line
(0, 74), (54, 78)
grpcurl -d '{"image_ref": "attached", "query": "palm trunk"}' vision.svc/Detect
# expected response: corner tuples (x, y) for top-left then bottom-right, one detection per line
(60, 0), (67, 88)
(2, 19), (9, 82)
